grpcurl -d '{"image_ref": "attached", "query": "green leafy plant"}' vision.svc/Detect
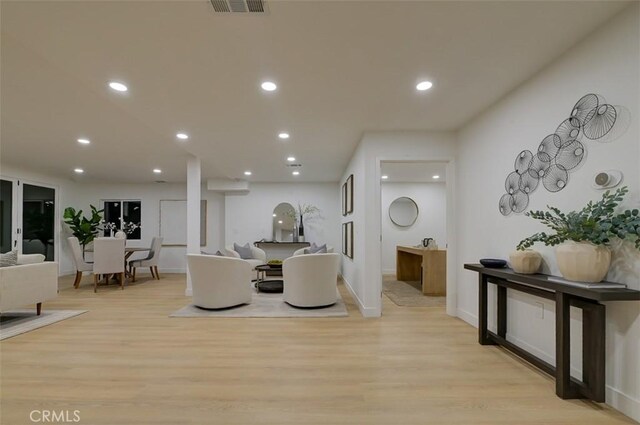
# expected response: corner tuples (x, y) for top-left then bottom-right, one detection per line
(268, 259), (283, 265)
(63, 205), (104, 250)
(517, 187), (640, 251)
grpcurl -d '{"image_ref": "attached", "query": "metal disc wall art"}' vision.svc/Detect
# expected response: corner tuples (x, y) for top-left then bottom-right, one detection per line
(499, 93), (618, 216)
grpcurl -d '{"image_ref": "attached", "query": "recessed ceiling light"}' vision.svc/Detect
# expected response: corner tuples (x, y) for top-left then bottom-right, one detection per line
(244, 171), (252, 176)
(432, 175), (440, 179)
(416, 81), (433, 91)
(74, 168), (84, 174)
(381, 175), (389, 180)
(77, 138), (90, 145)
(261, 81), (277, 91)
(108, 81), (128, 92)
(292, 171), (300, 176)
(153, 168), (162, 174)
(278, 220), (283, 224)
(176, 133), (189, 140)
(272, 213), (277, 217)
(278, 132), (290, 140)
(287, 156), (296, 162)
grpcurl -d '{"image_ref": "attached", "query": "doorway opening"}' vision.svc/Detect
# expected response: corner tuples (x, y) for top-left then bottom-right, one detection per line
(379, 160), (450, 310)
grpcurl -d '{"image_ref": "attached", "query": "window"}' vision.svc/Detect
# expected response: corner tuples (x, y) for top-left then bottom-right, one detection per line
(102, 200), (142, 240)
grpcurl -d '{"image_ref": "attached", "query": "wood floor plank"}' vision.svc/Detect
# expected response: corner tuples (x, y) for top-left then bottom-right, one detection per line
(0, 274), (635, 424)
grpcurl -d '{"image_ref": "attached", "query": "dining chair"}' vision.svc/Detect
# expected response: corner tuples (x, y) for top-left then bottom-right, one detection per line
(68, 236), (93, 289)
(93, 237), (125, 292)
(129, 237), (163, 282)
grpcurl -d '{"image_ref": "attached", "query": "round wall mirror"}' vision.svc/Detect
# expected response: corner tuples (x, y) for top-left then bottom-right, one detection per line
(389, 197), (419, 227)
(272, 202), (296, 241)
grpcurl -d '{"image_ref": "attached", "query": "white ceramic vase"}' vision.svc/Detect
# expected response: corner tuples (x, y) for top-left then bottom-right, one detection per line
(555, 241), (611, 282)
(509, 249), (542, 274)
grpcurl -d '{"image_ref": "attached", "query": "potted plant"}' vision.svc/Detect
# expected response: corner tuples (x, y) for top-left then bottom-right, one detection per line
(63, 205), (104, 252)
(517, 187), (640, 282)
(296, 203), (320, 243)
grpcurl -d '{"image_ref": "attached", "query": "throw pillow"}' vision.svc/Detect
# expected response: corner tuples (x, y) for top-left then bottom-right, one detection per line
(0, 250), (18, 267)
(17, 253), (46, 265)
(202, 250), (225, 257)
(233, 243), (254, 259)
(309, 244), (327, 254)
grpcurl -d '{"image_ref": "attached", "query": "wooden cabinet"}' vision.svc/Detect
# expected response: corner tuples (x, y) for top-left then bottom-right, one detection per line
(396, 246), (446, 296)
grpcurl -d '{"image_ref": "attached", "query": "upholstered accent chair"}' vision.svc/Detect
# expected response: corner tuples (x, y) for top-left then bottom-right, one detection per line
(68, 236), (93, 289)
(92, 237), (125, 292)
(223, 244), (267, 270)
(283, 253), (340, 308)
(129, 237), (163, 282)
(187, 254), (252, 309)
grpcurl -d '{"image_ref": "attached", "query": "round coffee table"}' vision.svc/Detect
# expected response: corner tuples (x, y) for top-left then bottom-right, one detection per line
(255, 264), (284, 293)
(256, 279), (284, 293)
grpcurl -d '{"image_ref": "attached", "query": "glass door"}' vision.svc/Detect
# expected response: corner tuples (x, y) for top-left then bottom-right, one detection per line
(22, 183), (56, 261)
(0, 179), (17, 253)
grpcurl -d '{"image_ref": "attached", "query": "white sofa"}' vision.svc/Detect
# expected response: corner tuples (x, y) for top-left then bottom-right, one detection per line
(0, 254), (58, 315)
(223, 245), (267, 270)
(187, 254), (252, 309)
(283, 253), (340, 308)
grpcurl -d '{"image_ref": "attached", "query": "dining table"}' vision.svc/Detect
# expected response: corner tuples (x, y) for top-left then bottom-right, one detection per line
(85, 246), (149, 278)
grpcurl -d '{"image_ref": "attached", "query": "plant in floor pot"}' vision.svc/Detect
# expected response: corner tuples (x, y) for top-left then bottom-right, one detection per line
(517, 187), (640, 282)
(63, 205), (104, 252)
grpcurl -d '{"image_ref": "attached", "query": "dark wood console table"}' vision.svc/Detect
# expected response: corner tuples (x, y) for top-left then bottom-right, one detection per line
(464, 264), (640, 402)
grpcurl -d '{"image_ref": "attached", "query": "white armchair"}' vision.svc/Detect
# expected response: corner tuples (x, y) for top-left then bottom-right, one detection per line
(283, 253), (340, 308)
(68, 236), (93, 289)
(93, 237), (125, 292)
(292, 246), (334, 256)
(187, 254), (252, 309)
(224, 244), (267, 270)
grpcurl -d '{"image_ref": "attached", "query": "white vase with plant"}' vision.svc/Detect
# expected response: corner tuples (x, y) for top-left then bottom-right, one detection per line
(517, 187), (640, 282)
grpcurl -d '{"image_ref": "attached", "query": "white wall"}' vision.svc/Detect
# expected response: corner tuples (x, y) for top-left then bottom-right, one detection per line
(224, 183), (340, 254)
(381, 182), (447, 274)
(341, 131), (457, 317)
(455, 5), (640, 420)
(72, 183), (225, 275)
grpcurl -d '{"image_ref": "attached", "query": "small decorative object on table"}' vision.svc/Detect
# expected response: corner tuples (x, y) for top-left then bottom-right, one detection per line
(517, 187), (640, 282)
(509, 249), (542, 274)
(479, 258), (507, 268)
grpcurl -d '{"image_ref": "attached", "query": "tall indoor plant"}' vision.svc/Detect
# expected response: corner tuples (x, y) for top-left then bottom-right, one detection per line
(63, 205), (104, 252)
(517, 187), (640, 282)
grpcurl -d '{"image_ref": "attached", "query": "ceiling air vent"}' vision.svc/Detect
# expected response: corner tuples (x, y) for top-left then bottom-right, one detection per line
(210, 0), (268, 13)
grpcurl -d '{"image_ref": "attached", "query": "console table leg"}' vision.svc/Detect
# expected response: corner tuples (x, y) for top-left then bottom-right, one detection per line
(583, 302), (606, 402)
(555, 292), (575, 399)
(497, 285), (507, 338)
(478, 273), (494, 345)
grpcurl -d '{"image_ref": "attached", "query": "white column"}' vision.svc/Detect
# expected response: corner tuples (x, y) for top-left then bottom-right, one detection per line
(186, 155), (201, 296)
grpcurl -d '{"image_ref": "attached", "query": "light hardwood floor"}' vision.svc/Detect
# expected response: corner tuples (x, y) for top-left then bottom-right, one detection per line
(1, 273), (635, 424)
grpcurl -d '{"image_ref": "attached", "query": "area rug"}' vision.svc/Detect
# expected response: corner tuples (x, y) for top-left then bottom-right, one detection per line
(0, 310), (87, 341)
(383, 279), (446, 307)
(170, 291), (348, 318)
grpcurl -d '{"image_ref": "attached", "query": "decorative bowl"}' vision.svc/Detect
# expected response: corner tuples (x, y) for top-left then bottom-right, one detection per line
(479, 258), (507, 268)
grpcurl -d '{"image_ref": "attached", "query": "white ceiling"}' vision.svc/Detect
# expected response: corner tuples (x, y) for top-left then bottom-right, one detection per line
(381, 161), (447, 183)
(0, 1), (630, 183)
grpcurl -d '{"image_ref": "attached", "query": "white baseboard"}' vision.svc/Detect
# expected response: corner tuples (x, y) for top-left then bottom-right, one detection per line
(339, 274), (380, 318)
(381, 268), (396, 275)
(456, 308), (477, 327)
(606, 386), (640, 422)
